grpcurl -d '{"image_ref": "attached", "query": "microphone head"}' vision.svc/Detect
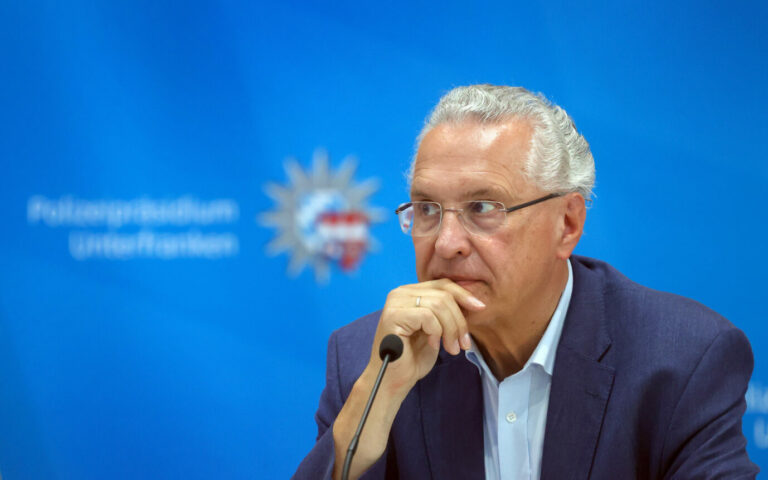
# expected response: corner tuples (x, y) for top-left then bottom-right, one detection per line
(379, 334), (404, 361)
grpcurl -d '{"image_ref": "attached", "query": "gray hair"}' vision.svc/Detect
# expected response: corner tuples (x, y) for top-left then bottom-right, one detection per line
(411, 85), (595, 201)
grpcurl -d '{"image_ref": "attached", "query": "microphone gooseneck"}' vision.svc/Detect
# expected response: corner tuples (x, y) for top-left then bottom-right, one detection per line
(341, 334), (404, 480)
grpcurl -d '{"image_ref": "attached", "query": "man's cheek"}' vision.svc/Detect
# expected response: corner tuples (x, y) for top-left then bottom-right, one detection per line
(413, 251), (432, 281)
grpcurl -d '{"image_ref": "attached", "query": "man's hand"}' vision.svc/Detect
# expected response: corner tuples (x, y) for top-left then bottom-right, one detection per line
(332, 279), (486, 480)
(371, 278), (487, 395)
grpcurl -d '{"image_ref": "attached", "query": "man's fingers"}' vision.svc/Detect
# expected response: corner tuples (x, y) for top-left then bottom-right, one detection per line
(406, 279), (486, 312)
(432, 280), (487, 312)
(442, 293), (473, 351)
(388, 299), (461, 355)
(392, 289), (466, 355)
(417, 293), (465, 354)
(390, 306), (442, 341)
(385, 279), (486, 356)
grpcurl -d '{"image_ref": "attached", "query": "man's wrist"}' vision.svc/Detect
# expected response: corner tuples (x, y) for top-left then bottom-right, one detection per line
(359, 362), (413, 406)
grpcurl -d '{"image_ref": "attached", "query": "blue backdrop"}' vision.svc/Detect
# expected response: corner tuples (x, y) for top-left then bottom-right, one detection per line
(1, 1), (767, 478)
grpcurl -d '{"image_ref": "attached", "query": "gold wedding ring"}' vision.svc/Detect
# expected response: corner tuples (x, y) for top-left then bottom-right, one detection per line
(415, 296), (422, 307)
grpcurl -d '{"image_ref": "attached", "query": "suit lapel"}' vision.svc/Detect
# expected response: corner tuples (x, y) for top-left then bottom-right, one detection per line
(419, 352), (485, 480)
(541, 257), (616, 480)
(540, 346), (615, 480)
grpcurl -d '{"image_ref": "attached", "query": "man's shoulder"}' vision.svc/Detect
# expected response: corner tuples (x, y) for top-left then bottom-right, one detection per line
(570, 255), (745, 358)
(326, 311), (382, 385)
(331, 310), (381, 345)
(565, 257), (758, 479)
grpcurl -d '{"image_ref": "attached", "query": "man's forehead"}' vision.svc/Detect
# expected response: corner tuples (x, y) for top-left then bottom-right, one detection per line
(421, 118), (534, 151)
(414, 121), (532, 169)
(410, 156), (533, 200)
(410, 119), (538, 200)
(410, 157), (531, 201)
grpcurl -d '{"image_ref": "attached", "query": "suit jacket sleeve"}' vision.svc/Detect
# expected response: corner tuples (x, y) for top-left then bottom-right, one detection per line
(662, 327), (759, 479)
(292, 329), (389, 479)
(291, 330), (341, 479)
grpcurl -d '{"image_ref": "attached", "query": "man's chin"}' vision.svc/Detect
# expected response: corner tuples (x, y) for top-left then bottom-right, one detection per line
(462, 307), (494, 331)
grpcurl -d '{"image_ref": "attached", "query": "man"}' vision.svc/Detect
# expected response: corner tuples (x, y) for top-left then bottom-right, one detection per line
(293, 85), (758, 479)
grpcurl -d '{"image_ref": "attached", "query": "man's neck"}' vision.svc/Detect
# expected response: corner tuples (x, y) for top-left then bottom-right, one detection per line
(472, 260), (570, 381)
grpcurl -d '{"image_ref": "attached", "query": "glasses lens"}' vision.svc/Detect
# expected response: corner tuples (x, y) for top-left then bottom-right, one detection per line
(410, 202), (442, 236)
(464, 201), (505, 234)
(397, 205), (414, 234)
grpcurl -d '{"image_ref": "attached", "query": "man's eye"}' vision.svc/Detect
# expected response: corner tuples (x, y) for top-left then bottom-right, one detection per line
(469, 201), (497, 214)
(417, 203), (440, 216)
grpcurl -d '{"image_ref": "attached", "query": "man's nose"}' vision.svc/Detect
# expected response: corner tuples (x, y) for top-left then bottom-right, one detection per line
(434, 210), (472, 259)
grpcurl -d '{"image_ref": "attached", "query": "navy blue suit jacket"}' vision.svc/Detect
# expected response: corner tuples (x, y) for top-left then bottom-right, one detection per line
(294, 256), (758, 479)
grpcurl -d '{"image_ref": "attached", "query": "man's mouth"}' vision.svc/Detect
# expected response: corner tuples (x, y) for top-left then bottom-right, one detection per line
(434, 274), (484, 287)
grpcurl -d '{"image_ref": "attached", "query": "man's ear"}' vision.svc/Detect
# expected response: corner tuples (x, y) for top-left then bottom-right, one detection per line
(556, 193), (586, 260)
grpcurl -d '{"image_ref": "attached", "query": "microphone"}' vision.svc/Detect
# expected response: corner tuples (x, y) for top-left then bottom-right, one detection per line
(378, 334), (404, 362)
(341, 334), (404, 480)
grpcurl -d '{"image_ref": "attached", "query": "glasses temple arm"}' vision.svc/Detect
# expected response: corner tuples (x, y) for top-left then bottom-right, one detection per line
(503, 193), (564, 213)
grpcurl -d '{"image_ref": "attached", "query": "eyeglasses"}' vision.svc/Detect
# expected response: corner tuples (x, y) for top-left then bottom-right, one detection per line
(394, 193), (563, 237)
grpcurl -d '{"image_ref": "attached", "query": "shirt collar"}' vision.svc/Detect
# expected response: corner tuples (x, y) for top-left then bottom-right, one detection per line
(465, 259), (573, 378)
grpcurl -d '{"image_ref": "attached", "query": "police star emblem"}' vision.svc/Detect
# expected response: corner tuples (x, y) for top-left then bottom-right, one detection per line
(260, 149), (385, 283)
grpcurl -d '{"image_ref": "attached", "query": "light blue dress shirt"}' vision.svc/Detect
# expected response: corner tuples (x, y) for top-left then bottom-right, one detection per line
(465, 260), (573, 480)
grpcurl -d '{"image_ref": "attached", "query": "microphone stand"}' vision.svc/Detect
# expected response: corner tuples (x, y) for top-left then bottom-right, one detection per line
(341, 334), (403, 480)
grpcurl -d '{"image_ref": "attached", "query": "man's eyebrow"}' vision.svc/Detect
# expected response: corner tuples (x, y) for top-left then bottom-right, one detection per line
(410, 189), (431, 200)
(410, 186), (515, 201)
(462, 187), (510, 199)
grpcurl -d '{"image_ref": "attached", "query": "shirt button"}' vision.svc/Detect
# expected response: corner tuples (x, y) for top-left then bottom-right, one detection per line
(505, 412), (517, 423)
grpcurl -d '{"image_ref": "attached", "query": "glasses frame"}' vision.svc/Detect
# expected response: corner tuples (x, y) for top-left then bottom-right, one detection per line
(394, 192), (564, 236)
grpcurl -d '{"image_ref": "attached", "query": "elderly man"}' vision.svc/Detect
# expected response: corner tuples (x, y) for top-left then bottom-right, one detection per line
(293, 85), (758, 479)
